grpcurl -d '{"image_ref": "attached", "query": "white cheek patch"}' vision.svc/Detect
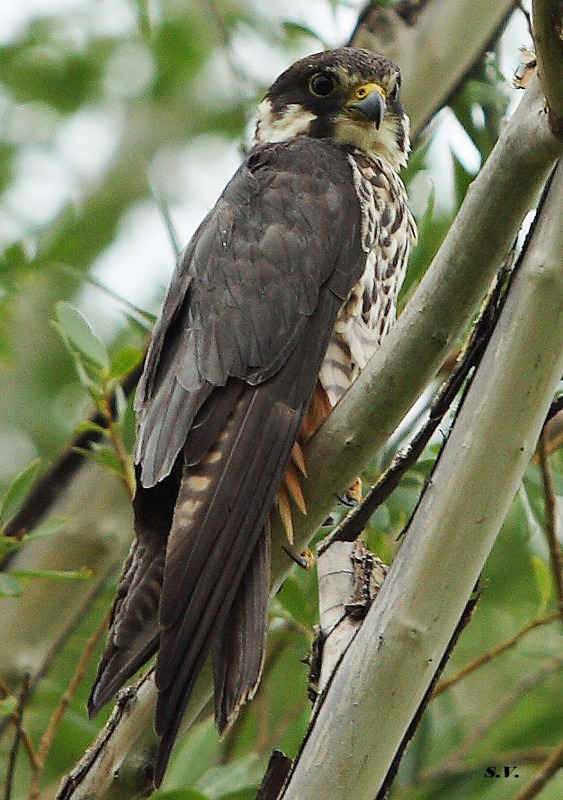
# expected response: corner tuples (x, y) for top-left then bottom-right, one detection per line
(332, 116), (409, 171)
(253, 100), (316, 145)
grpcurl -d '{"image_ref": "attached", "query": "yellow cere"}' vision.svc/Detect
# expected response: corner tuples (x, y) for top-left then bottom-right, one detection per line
(351, 82), (386, 104)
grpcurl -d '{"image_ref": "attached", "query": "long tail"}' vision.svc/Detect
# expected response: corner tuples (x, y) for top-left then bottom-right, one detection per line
(213, 524), (270, 734)
(153, 383), (305, 784)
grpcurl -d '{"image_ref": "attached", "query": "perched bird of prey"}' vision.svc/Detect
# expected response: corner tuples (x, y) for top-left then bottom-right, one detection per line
(89, 47), (417, 785)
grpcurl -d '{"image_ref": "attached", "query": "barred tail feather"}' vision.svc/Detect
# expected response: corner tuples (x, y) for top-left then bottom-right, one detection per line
(88, 464), (182, 717)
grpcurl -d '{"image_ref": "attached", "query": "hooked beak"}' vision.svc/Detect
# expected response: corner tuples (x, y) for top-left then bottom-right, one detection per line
(346, 83), (386, 129)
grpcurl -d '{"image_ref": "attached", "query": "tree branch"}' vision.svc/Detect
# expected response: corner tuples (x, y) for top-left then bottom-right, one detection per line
(532, 0), (563, 137)
(433, 610), (562, 696)
(352, 0), (518, 135)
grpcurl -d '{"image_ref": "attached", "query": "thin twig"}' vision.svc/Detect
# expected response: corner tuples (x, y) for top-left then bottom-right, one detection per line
(413, 746), (550, 784)
(27, 609), (112, 800)
(433, 610), (561, 696)
(537, 429), (563, 614)
(0, 676), (39, 776)
(99, 396), (136, 500)
(421, 658), (563, 783)
(5, 675), (30, 800)
(514, 739), (563, 800)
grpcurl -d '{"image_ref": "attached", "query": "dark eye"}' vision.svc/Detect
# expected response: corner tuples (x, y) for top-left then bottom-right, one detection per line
(309, 72), (336, 98)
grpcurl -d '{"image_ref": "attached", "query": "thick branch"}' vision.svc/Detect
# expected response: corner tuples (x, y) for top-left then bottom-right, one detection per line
(533, 0), (563, 136)
(352, 0), (517, 135)
(280, 156), (563, 800)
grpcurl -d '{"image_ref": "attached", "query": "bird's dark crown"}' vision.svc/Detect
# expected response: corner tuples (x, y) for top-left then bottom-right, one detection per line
(253, 47), (410, 170)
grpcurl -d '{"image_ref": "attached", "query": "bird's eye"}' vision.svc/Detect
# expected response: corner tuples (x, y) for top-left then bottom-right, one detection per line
(309, 72), (336, 98)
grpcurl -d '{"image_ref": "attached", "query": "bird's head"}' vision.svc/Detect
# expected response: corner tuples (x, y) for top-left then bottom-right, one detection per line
(253, 47), (410, 171)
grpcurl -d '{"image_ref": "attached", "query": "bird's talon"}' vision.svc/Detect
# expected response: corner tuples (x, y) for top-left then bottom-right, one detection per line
(283, 545), (314, 570)
(335, 492), (357, 508)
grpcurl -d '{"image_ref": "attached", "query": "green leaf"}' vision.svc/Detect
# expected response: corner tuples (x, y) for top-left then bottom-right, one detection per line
(0, 572), (22, 597)
(10, 567), (93, 582)
(24, 516), (66, 543)
(0, 458), (42, 526)
(121, 392), (138, 453)
(75, 446), (124, 476)
(109, 346), (143, 382)
(55, 301), (109, 370)
(0, 517), (66, 556)
(0, 535), (20, 557)
(275, 571), (317, 629)
(531, 555), (553, 613)
(74, 419), (107, 437)
(0, 241), (30, 282)
(0, 695), (18, 719)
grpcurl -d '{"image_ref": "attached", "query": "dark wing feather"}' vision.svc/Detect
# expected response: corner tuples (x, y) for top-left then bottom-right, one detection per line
(90, 137), (366, 783)
(88, 462), (182, 715)
(153, 249), (354, 782)
(212, 524), (271, 734)
(135, 139), (363, 487)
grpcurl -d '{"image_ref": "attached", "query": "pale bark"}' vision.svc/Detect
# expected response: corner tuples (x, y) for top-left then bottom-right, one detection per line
(532, 0), (563, 135)
(353, 0), (517, 133)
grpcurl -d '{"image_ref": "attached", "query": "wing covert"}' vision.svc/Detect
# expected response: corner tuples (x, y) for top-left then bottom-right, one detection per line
(135, 137), (364, 488)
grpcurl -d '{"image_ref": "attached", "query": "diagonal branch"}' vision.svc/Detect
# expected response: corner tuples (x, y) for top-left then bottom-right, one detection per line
(532, 0), (563, 137)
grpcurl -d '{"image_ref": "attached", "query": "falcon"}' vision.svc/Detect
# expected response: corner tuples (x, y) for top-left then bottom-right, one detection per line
(88, 47), (417, 785)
